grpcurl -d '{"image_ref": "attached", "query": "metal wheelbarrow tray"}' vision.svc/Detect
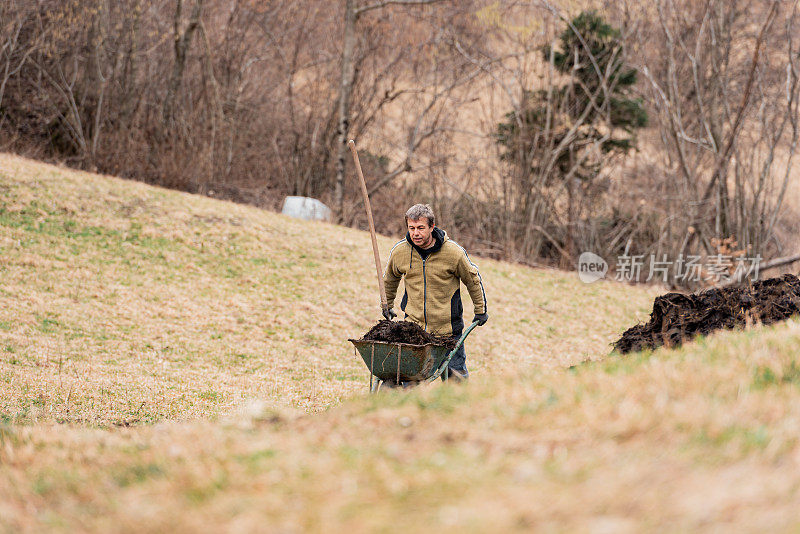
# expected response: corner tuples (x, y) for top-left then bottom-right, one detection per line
(349, 321), (478, 389)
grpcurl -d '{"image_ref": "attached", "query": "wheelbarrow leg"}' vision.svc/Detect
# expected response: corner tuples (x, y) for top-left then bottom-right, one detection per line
(369, 344), (375, 393)
(370, 379), (381, 394)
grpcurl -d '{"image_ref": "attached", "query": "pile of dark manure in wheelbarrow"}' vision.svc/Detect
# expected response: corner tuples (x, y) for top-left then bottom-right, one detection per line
(360, 320), (457, 349)
(614, 274), (800, 354)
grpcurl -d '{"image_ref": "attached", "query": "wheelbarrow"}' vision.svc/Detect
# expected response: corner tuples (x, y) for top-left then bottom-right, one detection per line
(349, 320), (479, 392)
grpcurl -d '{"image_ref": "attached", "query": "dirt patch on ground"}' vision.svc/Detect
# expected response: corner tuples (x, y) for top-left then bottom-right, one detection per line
(614, 274), (800, 354)
(361, 320), (457, 349)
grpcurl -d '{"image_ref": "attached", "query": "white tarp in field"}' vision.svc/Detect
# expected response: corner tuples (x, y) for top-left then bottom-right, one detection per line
(281, 196), (331, 221)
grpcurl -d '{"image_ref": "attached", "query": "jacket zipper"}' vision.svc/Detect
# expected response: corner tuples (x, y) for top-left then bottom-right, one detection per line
(422, 257), (427, 331)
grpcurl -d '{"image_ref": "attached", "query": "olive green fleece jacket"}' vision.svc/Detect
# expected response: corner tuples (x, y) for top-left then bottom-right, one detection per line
(383, 227), (487, 336)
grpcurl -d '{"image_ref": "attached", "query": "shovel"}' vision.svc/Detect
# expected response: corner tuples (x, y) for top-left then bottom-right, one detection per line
(348, 139), (390, 318)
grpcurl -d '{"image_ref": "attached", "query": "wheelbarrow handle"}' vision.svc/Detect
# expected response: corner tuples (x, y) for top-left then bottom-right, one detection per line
(428, 320), (480, 382)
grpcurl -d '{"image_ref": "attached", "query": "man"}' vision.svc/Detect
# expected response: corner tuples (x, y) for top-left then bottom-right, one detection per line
(383, 204), (488, 380)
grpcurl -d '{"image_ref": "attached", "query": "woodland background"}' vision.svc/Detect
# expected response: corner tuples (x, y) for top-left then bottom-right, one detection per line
(1, 0), (798, 285)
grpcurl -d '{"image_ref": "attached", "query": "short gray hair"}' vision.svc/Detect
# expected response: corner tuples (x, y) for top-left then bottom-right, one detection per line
(405, 203), (435, 227)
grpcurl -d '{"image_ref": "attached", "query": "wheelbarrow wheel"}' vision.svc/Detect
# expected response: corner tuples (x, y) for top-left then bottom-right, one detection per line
(376, 379), (399, 392)
(373, 379), (421, 392)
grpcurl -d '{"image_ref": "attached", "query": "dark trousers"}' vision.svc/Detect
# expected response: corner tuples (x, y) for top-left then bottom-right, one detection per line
(443, 338), (468, 380)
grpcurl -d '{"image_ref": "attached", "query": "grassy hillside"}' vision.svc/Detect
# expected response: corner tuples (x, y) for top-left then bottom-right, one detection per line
(0, 154), (656, 424)
(2, 154), (799, 531)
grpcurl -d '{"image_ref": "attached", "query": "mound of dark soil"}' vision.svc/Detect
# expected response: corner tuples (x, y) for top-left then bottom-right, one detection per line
(361, 320), (456, 349)
(614, 274), (800, 354)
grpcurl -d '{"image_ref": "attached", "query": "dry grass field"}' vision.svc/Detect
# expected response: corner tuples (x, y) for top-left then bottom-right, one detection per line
(2, 153), (800, 532)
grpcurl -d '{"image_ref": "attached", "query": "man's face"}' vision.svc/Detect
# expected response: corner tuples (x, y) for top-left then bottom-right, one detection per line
(407, 218), (434, 248)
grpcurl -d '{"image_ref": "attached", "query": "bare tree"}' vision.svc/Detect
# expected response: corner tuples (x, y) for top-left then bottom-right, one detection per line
(628, 0), (800, 284)
(163, 0), (205, 126)
(332, 0), (451, 222)
(0, 1), (37, 117)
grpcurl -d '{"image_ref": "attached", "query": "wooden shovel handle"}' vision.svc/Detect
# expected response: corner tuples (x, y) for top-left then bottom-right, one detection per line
(348, 139), (389, 314)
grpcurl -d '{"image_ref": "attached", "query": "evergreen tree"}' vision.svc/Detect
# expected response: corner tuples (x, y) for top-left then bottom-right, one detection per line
(496, 11), (647, 262)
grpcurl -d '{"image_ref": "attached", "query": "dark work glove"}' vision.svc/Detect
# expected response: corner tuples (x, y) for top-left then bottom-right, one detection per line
(382, 308), (397, 321)
(473, 312), (488, 326)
